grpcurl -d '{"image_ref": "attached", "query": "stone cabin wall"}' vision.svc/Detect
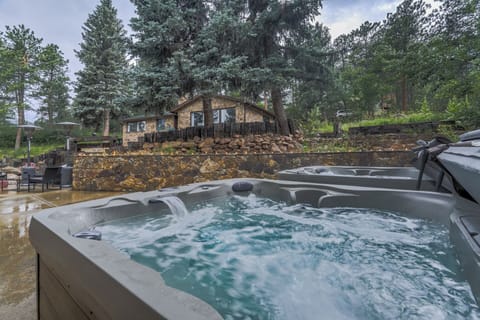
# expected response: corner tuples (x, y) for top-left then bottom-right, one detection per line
(176, 96), (267, 129)
(123, 117), (175, 147)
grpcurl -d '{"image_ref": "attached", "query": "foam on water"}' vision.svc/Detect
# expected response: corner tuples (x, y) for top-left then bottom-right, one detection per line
(96, 194), (480, 320)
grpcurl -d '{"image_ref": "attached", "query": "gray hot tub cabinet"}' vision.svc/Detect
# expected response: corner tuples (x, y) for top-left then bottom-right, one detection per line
(29, 179), (480, 319)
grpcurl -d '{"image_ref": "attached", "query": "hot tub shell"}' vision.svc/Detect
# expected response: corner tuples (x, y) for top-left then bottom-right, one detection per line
(29, 179), (480, 319)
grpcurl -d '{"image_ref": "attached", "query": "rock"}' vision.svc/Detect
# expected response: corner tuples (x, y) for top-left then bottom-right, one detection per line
(169, 141), (183, 149)
(271, 143), (281, 153)
(181, 141), (196, 149)
(200, 148), (213, 154)
(2, 166), (21, 175)
(200, 158), (221, 173)
(219, 138), (231, 145)
(267, 159), (279, 169)
(119, 176), (146, 191)
(198, 138), (214, 149)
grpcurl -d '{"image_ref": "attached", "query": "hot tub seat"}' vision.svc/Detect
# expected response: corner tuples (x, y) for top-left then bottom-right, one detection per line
(277, 165), (443, 191)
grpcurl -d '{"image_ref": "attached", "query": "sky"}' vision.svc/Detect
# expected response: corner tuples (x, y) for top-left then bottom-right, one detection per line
(0, 0), (437, 120)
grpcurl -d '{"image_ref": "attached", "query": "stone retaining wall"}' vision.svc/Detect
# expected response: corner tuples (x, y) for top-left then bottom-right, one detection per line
(73, 151), (413, 192)
(145, 133), (304, 154)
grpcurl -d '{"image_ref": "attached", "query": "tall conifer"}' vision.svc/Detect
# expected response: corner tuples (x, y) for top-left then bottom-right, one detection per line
(74, 0), (129, 135)
(0, 25), (43, 149)
(37, 44), (70, 124)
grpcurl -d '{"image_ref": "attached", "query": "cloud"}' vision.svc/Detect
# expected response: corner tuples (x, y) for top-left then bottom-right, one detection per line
(0, 0), (135, 80)
(324, 12), (366, 39)
(319, 0), (403, 39)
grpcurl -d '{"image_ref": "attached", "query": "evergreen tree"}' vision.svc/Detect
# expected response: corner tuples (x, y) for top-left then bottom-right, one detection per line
(0, 36), (14, 124)
(382, 0), (429, 112)
(36, 44), (70, 124)
(172, 3), (249, 126)
(428, 0), (479, 103)
(0, 25), (43, 149)
(74, 0), (129, 136)
(241, 0), (324, 135)
(287, 23), (333, 120)
(130, 0), (207, 115)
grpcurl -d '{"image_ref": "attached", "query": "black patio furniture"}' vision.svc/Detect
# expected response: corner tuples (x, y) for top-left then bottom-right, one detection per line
(27, 167), (62, 192)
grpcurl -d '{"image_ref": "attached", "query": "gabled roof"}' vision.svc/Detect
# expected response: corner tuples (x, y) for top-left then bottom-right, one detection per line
(171, 95), (276, 119)
(122, 112), (175, 123)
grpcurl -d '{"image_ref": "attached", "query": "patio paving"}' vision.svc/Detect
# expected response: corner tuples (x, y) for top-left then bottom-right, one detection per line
(0, 189), (121, 320)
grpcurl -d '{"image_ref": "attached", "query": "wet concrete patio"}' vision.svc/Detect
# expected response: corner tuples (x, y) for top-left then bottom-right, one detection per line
(0, 188), (121, 320)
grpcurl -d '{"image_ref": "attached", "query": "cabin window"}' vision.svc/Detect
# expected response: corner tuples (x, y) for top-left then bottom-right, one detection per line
(221, 108), (235, 124)
(157, 119), (166, 131)
(191, 112), (204, 127)
(213, 109), (235, 124)
(191, 108), (236, 126)
(127, 121), (146, 133)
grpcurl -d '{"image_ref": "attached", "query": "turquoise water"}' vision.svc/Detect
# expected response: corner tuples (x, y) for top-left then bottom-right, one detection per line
(96, 195), (480, 320)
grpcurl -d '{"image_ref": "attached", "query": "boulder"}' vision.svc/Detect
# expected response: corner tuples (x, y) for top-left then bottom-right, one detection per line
(200, 158), (222, 173)
(271, 143), (282, 153)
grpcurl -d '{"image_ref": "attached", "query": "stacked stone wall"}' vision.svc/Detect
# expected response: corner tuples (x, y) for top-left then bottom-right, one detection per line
(144, 133), (304, 154)
(73, 151), (413, 192)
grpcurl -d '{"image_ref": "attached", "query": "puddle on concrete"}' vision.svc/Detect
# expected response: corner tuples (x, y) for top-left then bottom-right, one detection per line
(0, 196), (50, 215)
(0, 190), (121, 314)
(0, 214), (34, 306)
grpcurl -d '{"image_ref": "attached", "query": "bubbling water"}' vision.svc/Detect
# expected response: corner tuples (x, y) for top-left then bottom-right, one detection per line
(96, 195), (480, 320)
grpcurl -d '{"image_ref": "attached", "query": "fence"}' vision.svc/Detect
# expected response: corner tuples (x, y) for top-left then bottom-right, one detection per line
(144, 120), (296, 143)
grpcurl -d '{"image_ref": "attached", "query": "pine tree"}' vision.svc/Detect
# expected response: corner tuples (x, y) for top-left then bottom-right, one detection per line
(36, 44), (70, 124)
(240, 0), (324, 135)
(73, 0), (129, 136)
(172, 3), (248, 126)
(383, 0), (429, 112)
(130, 0), (208, 115)
(0, 25), (43, 149)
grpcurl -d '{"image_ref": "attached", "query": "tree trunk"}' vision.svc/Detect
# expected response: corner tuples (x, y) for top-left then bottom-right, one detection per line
(202, 95), (214, 128)
(14, 87), (25, 150)
(103, 108), (110, 137)
(47, 72), (54, 124)
(271, 87), (290, 135)
(401, 75), (407, 112)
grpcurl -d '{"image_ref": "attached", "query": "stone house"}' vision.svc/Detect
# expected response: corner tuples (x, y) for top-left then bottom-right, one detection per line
(121, 112), (176, 147)
(122, 95), (275, 146)
(172, 95), (275, 128)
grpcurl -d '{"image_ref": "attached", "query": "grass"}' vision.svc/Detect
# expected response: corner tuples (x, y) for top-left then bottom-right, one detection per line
(341, 112), (445, 132)
(302, 139), (361, 153)
(302, 111), (448, 136)
(0, 144), (63, 160)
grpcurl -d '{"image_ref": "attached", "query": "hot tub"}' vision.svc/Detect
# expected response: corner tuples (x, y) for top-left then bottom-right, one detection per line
(277, 166), (441, 191)
(30, 179), (480, 319)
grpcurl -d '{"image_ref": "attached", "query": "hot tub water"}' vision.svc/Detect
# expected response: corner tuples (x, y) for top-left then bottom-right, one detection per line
(96, 195), (480, 320)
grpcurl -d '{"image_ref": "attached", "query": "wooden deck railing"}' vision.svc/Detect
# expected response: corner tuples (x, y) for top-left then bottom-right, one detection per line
(144, 120), (296, 143)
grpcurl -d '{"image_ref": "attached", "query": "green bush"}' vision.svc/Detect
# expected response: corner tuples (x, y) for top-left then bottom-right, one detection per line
(446, 96), (480, 129)
(298, 107), (333, 136)
(0, 126), (16, 148)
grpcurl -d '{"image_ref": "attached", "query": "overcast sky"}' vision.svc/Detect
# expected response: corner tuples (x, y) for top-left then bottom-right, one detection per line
(0, 0), (438, 121)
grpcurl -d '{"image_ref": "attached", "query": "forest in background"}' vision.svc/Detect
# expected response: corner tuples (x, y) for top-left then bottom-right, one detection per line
(0, 0), (479, 150)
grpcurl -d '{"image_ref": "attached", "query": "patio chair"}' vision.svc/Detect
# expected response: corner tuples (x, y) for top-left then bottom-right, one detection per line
(28, 167), (62, 192)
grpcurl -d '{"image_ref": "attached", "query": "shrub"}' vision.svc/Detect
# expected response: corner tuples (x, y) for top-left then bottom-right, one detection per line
(446, 96), (480, 129)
